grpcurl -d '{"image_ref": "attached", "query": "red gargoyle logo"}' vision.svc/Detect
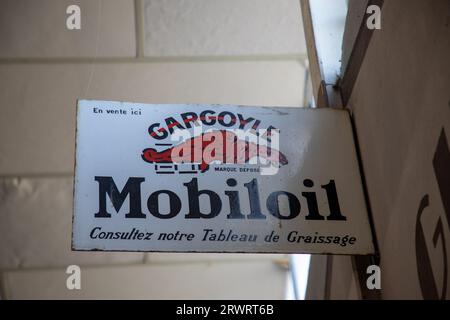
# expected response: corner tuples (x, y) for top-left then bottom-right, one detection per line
(142, 130), (288, 172)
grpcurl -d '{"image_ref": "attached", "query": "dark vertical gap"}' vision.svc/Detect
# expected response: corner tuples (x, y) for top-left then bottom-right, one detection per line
(340, 0), (385, 106)
(349, 111), (381, 299)
(338, 0), (385, 299)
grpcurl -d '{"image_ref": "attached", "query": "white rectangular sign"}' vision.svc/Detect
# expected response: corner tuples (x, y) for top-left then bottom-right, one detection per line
(72, 100), (375, 254)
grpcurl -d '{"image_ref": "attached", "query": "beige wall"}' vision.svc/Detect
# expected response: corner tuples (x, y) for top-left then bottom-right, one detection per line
(326, 0), (450, 299)
(0, 0), (308, 299)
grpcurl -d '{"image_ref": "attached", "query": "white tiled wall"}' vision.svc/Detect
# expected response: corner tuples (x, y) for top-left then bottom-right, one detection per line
(0, 0), (306, 299)
(143, 0), (306, 57)
(0, 177), (144, 270)
(0, 61), (304, 175)
(0, 0), (136, 58)
(3, 262), (288, 299)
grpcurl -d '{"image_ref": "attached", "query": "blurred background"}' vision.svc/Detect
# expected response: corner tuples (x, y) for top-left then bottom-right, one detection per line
(0, 0), (313, 299)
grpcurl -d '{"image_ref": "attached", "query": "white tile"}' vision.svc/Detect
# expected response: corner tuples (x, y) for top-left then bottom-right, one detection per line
(2, 261), (288, 299)
(0, 177), (144, 270)
(0, 61), (304, 175)
(0, 0), (136, 58)
(143, 0), (306, 56)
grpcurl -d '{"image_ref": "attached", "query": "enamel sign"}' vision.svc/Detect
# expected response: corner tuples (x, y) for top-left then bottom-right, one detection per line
(72, 100), (375, 254)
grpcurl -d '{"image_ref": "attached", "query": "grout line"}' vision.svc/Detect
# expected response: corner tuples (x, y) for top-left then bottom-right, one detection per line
(0, 172), (73, 179)
(0, 262), (146, 274)
(0, 54), (308, 64)
(134, 0), (145, 58)
(0, 256), (288, 274)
